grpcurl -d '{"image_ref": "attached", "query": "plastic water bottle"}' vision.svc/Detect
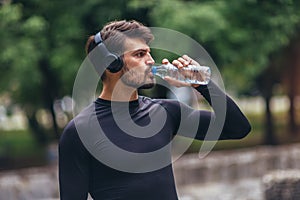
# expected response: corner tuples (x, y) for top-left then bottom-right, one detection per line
(152, 63), (211, 85)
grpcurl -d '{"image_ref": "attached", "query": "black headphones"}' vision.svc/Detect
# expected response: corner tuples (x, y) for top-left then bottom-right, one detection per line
(94, 32), (123, 73)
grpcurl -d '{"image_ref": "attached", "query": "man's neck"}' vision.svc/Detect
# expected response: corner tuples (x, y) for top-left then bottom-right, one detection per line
(99, 82), (139, 102)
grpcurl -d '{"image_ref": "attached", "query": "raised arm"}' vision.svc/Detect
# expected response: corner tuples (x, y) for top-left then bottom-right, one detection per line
(194, 81), (251, 140)
(162, 55), (251, 140)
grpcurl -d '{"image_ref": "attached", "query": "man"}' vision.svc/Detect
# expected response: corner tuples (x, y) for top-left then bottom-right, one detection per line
(59, 20), (251, 200)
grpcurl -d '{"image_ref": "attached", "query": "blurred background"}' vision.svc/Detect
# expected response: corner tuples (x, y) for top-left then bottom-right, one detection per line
(1, 0), (300, 199)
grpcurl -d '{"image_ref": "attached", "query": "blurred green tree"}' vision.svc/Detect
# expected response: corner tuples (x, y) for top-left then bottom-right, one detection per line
(2, 0), (300, 146)
(0, 3), (51, 144)
(131, 0), (300, 144)
(0, 0), (133, 144)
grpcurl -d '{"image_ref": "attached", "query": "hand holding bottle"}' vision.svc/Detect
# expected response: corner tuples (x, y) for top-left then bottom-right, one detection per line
(152, 55), (211, 87)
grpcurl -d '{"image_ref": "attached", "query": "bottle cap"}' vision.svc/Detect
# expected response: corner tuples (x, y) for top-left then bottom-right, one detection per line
(151, 66), (157, 75)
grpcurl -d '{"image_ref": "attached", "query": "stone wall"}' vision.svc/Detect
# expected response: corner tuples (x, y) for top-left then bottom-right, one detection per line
(174, 143), (300, 186)
(263, 170), (300, 200)
(0, 165), (58, 200)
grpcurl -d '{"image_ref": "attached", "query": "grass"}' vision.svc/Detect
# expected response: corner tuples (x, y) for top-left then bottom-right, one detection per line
(0, 130), (41, 157)
(0, 129), (47, 169)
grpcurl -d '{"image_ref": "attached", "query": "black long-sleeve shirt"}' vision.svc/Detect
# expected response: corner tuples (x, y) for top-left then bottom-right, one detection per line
(59, 82), (251, 200)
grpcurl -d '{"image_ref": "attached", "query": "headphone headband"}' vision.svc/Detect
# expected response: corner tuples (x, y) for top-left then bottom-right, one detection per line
(92, 32), (123, 73)
(94, 32), (102, 44)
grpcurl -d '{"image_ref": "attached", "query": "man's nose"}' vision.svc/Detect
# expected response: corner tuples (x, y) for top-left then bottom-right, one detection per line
(146, 53), (155, 65)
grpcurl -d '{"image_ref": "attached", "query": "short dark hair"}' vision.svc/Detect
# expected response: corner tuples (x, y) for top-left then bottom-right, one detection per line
(85, 20), (154, 80)
(86, 20), (153, 54)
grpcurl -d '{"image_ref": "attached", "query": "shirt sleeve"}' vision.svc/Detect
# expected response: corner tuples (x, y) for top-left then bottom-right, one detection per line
(59, 120), (90, 200)
(168, 81), (251, 140)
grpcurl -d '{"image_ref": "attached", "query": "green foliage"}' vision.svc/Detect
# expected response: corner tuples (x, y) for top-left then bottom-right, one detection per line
(135, 0), (300, 94)
(0, 129), (43, 158)
(0, 4), (45, 105)
(0, 0), (152, 142)
(1, 0), (300, 144)
(150, 0), (226, 42)
(216, 0), (300, 93)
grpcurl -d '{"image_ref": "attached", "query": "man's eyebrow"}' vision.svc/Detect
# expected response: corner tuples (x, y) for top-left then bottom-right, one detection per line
(130, 48), (150, 53)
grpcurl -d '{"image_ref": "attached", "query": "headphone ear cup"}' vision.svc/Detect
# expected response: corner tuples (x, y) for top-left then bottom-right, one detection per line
(106, 54), (123, 73)
(93, 32), (123, 73)
(94, 39), (123, 73)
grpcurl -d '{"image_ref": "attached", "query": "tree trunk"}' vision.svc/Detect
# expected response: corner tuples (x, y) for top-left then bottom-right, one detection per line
(287, 36), (300, 134)
(257, 61), (278, 146)
(26, 111), (48, 145)
(48, 101), (60, 140)
(288, 93), (297, 133)
(264, 95), (277, 145)
(39, 58), (61, 140)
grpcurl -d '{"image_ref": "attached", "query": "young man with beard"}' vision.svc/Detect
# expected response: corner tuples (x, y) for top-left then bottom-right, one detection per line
(59, 20), (251, 200)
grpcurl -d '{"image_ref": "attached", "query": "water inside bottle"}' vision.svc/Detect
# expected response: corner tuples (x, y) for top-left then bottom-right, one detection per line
(152, 64), (211, 85)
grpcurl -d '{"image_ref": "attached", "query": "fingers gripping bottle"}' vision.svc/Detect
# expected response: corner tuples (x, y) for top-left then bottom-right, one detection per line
(152, 63), (211, 85)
